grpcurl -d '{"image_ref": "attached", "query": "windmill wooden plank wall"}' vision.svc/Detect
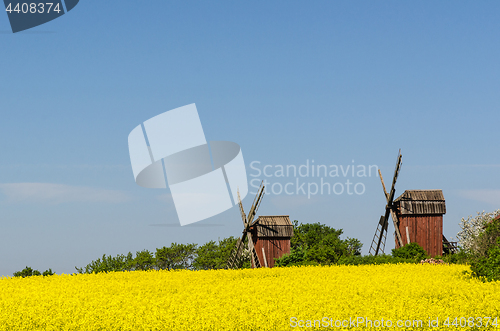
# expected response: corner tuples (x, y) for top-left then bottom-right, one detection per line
(250, 215), (294, 268)
(394, 190), (446, 256)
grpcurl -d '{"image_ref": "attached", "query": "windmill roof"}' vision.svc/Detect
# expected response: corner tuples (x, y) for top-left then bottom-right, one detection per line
(394, 190), (445, 202)
(251, 215), (294, 237)
(394, 190), (446, 215)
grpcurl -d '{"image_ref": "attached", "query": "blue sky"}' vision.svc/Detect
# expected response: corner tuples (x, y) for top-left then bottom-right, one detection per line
(1, 1), (499, 276)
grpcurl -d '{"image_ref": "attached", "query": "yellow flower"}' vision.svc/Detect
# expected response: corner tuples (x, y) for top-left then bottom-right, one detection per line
(0, 264), (498, 330)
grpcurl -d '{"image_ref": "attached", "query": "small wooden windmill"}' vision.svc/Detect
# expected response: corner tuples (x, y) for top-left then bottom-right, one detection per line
(369, 150), (405, 256)
(226, 181), (265, 269)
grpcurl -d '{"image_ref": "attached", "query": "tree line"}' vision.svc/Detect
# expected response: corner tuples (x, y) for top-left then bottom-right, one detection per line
(15, 212), (500, 282)
(74, 236), (242, 274)
(13, 221), (363, 276)
(74, 221), (366, 273)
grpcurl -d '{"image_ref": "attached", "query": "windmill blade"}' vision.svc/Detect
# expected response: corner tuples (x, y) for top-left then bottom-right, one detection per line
(387, 149), (402, 205)
(247, 181), (265, 226)
(237, 189), (248, 227)
(237, 230), (248, 257)
(379, 169), (388, 201)
(247, 232), (261, 268)
(375, 169), (391, 252)
(369, 215), (389, 256)
(378, 150), (404, 248)
(229, 182), (265, 269)
(227, 232), (248, 269)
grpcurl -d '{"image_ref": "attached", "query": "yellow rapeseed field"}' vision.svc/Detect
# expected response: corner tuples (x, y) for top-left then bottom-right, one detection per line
(0, 264), (499, 330)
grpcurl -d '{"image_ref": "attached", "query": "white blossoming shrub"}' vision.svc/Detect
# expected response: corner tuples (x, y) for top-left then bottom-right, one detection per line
(457, 209), (500, 254)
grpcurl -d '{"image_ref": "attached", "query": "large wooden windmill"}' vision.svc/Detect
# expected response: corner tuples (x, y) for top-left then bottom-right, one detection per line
(369, 150), (405, 256)
(226, 182), (266, 269)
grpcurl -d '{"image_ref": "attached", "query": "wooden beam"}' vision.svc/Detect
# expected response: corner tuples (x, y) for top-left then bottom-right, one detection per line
(248, 233), (261, 268)
(379, 169), (388, 200)
(387, 152), (402, 205)
(390, 208), (404, 248)
(261, 247), (268, 268)
(237, 189), (248, 227)
(375, 215), (387, 255)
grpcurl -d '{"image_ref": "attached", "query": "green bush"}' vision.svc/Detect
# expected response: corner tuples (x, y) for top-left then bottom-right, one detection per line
(475, 217), (500, 258)
(337, 254), (416, 265)
(470, 237), (500, 282)
(441, 249), (470, 264)
(468, 219), (500, 282)
(274, 246), (312, 267)
(391, 243), (427, 261)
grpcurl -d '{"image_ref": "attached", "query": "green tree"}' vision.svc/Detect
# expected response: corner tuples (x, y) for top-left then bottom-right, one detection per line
(468, 218), (500, 282)
(13, 266), (54, 277)
(345, 237), (363, 256)
(155, 243), (197, 270)
(131, 250), (155, 271)
(193, 236), (244, 270)
(75, 253), (134, 274)
(218, 236), (246, 268)
(275, 221), (362, 266)
(307, 232), (349, 264)
(193, 240), (218, 270)
(290, 221), (344, 250)
(42, 268), (55, 276)
(474, 215), (500, 258)
(470, 237), (500, 282)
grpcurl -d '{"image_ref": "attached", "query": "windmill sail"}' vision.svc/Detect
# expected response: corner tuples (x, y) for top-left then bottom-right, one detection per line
(369, 150), (404, 256)
(227, 182), (265, 269)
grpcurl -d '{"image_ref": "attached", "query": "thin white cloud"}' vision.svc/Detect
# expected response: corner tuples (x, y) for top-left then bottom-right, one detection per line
(457, 189), (500, 206)
(0, 183), (131, 204)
